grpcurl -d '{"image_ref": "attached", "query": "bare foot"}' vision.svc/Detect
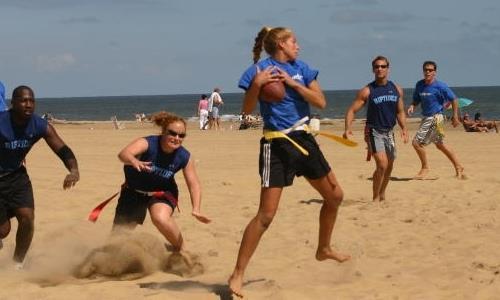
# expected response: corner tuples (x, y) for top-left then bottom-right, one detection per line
(413, 168), (430, 179)
(315, 247), (351, 262)
(455, 167), (467, 180)
(228, 273), (244, 298)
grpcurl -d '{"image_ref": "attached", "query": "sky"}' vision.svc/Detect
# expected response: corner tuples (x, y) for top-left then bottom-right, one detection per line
(0, 0), (499, 98)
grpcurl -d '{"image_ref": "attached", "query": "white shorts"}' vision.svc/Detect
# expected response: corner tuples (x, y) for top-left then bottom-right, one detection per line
(414, 114), (445, 145)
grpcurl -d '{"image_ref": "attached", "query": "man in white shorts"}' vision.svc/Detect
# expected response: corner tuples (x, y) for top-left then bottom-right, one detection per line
(407, 61), (465, 179)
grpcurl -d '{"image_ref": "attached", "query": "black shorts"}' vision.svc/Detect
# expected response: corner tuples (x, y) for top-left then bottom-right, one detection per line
(113, 186), (178, 225)
(259, 131), (331, 187)
(0, 167), (34, 224)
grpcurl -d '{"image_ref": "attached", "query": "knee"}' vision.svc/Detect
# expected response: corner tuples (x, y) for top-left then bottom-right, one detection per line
(256, 212), (275, 229)
(17, 215), (34, 230)
(435, 143), (445, 150)
(325, 187), (344, 207)
(376, 162), (388, 173)
(150, 213), (171, 228)
(0, 221), (11, 238)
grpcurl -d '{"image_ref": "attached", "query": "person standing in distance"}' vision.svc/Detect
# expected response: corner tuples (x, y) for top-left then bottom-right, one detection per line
(228, 26), (350, 298)
(208, 87), (224, 130)
(0, 85), (79, 268)
(344, 56), (408, 202)
(407, 61), (465, 179)
(197, 94), (209, 130)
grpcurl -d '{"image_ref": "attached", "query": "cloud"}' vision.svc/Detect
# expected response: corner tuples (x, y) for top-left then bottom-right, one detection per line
(0, 0), (166, 10)
(349, 0), (379, 5)
(35, 53), (77, 72)
(60, 16), (101, 25)
(0, 0), (82, 9)
(330, 10), (416, 24)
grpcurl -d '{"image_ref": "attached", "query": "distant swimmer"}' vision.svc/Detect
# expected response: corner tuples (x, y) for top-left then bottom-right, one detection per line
(344, 55), (408, 202)
(407, 61), (466, 179)
(0, 85), (80, 269)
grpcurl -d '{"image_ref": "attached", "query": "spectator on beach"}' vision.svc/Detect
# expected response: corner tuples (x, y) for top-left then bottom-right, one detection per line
(474, 112), (498, 132)
(0, 81), (7, 112)
(0, 85), (79, 269)
(208, 87), (224, 130)
(463, 112), (499, 133)
(112, 111), (210, 257)
(228, 26), (350, 298)
(407, 61), (465, 179)
(197, 94), (209, 130)
(462, 113), (484, 132)
(344, 55), (408, 202)
(41, 112), (54, 122)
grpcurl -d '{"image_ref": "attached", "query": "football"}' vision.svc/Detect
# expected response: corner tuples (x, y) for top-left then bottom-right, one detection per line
(259, 81), (285, 103)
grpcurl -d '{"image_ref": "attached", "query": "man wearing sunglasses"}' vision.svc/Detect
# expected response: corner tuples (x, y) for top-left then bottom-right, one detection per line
(344, 56), (408, 202)
(407, 61), (465, 179)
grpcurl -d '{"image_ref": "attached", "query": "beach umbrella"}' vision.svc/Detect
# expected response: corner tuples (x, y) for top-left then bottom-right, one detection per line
(445, 97), (474, 109)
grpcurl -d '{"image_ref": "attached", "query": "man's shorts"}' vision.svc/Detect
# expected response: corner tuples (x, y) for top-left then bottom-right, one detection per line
(113, 185), (178, 225)
(366, 127), (396, 160)
(414, 114), (445, 145)
(259, 131), (331, 188)
(0, 167), (34, 224)
(211, 106), (220, 118)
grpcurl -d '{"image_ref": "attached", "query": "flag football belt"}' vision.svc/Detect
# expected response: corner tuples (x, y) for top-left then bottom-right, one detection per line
(87, 184), (179, 222)
(263, 117), (357, 156)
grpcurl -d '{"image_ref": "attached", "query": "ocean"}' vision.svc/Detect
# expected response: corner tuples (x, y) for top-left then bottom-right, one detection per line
(34, 86), (500, 122)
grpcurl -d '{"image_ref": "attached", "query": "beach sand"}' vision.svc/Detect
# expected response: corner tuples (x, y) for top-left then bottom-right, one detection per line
(1, 119), (499, 299)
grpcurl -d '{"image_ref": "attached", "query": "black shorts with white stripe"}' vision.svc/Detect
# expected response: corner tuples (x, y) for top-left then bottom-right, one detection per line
(259, 131), (331, 188)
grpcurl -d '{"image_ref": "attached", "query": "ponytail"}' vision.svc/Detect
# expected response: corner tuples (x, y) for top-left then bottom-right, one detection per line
(252, 26), (272, 63)
(251, 27), (293, 63)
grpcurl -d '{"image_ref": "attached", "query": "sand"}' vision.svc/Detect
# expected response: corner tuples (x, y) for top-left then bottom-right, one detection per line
(0, 119), (499, 299)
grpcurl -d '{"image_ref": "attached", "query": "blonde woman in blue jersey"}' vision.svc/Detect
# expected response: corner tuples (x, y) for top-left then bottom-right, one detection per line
(228, 26), (350, 298)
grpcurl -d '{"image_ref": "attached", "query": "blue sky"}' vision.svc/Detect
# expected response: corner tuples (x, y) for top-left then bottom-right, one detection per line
(0, 0), (499, 97)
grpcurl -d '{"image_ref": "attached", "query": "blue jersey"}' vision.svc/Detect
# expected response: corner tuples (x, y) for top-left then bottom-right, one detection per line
(0, 81), (7, 112)
(238, 57), (319, 131)
(366, 81), (400, 130)
(124, 135), (190, 193)
(413, 80), (456, 117)
(0, 111), (48, 173)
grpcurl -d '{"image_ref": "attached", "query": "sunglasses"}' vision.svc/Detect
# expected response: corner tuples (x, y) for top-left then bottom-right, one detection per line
(166, 129), (186, 138)
(424, 68), (435, 72)
(373, 64), (388, 69)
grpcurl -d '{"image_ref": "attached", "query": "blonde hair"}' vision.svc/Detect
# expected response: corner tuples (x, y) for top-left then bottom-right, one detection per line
(151, 111), (186, 134)
(252, 26), (293, 63)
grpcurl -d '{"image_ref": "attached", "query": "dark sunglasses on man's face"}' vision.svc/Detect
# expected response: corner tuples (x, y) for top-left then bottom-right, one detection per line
(166, 129), (186, 138)
(373, 64), (388, 69)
